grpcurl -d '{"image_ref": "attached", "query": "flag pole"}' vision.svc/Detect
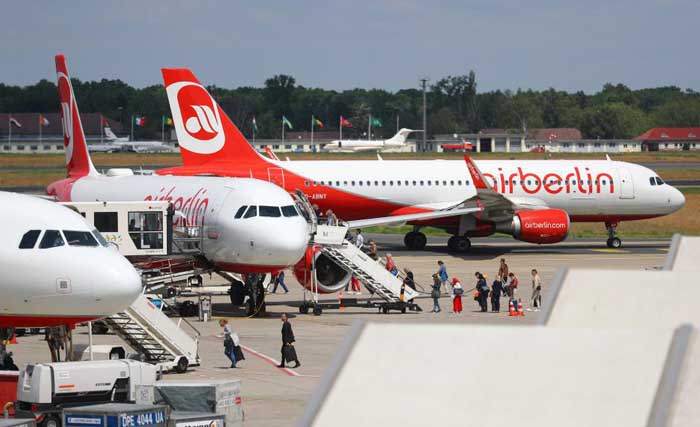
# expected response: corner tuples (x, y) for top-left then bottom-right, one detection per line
(130, 115), (134, 141)
(161, 116), (165, 142)
(339, 116), (342, 141)
(396, 114), (399, 133)
(39, 115), (42, 143)
(368, 114), (371, 141)
(100, 114), (104, 144)
(311, 115), (314, 146)
(282, 117), (285, 144)
(8, 114), (12, 144)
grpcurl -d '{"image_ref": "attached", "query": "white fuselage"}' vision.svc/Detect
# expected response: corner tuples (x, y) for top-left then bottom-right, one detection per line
(64, 174), (309, 270)
(0, 192), (142, 327)
(323, 139), (403, 152)
(270, 159), (685, 220)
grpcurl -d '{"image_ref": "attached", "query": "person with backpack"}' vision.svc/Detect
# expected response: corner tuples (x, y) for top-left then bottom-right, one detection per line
(474, 272), (489, 312)
(491, 274), (504, 312)
(430, 273), (442, 313)
(452, 277), (464, 314)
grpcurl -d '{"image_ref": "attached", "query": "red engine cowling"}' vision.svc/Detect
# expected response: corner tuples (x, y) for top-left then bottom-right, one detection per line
(497, 209), (569, 244)
(293, 245), (352, 294)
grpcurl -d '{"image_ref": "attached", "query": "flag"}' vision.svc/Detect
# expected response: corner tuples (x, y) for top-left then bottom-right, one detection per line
(314, 118), (324, 128)
(252, 116), (258, 132)
(340, 116), (352, 127)
(9, 117), (22, 128)
(162, 116), (173, 126)
(101, 115), (107, 127)
(134, 116), (146, 127)
(370, 117), (383, 127)
(282, 116), (293, 129)
(39, 115), (50, 126)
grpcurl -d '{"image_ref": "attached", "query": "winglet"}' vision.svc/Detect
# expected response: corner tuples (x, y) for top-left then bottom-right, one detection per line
(464, 155), (490, 190)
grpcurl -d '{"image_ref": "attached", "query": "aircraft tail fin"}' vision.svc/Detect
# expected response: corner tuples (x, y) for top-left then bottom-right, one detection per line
(55, 54), (98, 178)
(386, 128), (418, 145)
(104, 126), (118, 141)
(161, 68), (267, 167)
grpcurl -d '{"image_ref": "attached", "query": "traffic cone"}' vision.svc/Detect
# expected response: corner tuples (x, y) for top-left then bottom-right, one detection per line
(508, 300), (516, 317)
(518, 300), (525, 317)
(338, 290), (345, 310)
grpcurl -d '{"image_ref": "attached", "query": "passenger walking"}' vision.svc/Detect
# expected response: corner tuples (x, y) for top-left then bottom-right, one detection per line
(385, 253), (399, 276)
(325, 209), (338, 226)
(530, 269), (542, 311)
(277, 314), (300, 368)
(354, 229), (365, 248)
(219, 319), (238, 368)
(475, 272), (489, 312)
(431, 274), (442, 313)
(272, 270), (289, 294)
(350, 274), (362, 294)
(498, 258), (510, 296)
(367, 239), (379, 260)
(507, 272), (519, 302)
(437, 260), (449, 294)
(491, 275), (504, 312)
(403, 268), (416, 303)
(452, 278), (464, 314)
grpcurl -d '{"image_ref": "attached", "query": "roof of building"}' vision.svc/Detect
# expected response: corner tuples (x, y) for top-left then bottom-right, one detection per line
(635, 128), (700, 141)
(0, 113), (124, 136)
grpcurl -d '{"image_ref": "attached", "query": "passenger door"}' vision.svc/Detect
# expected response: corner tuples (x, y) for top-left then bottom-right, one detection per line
(618, 168), (635, 199)
(267, 168), (286, 190)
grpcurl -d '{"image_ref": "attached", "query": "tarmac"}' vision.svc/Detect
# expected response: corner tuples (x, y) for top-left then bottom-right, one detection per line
(9, 236), (670, 426)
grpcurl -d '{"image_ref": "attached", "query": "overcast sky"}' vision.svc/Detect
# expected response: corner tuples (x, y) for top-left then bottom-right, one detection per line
(1, 0), (698, 93)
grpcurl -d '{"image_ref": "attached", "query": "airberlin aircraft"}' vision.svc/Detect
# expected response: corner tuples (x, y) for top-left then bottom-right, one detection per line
(0, 191), (142, 328)
(158, 69), (685, 252)
(47, 55), (310, 283)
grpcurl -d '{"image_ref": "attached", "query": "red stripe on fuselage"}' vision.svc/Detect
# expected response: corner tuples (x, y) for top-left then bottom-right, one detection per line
(0, 315), (98, 328)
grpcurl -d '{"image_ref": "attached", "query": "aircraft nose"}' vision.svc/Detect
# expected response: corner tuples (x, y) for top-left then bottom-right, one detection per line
(669, 187), (686, 212)
(98, 252), (142, 310)
(264, 218), (309, 265)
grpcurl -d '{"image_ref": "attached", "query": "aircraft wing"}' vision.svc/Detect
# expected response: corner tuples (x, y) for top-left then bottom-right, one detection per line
(345, 206), (482, 229)
(458, 155), (550, 222)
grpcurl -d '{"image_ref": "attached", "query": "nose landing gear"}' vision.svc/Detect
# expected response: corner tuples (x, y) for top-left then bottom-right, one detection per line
(605, 222), (622, 249)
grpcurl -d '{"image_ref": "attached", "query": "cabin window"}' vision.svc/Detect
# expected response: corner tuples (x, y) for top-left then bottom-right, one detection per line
(367, 180), (371, 186)
(336, 181), (340, 186)
(389, 180), (394, 186)
(39, 230), (64, 249)
(19, 229), (41, 249)
(259, 206), (282, 217)
(63, 230), (99, 247)
(450, 180), (455, 185)
(649, 177), (656, 186)
(243, 206), (258, 218)
(382, 181), (386, 186)
(304, 181), (309, 187)
(351, 181), (356, 186)
(655, 177), (664, 185)
(94, 211), (119, 232)
(92, 230), (109, 247)
(235, 206), (248, 218)
(358, 181), (363, 186)
(420, 180), (424, 186)
(281, 205), (299, 217)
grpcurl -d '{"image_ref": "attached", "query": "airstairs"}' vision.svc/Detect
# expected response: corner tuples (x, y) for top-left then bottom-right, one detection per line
(101, 294), (200, 373)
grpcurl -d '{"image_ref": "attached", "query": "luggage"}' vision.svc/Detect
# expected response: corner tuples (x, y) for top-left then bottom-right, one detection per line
(233, 345), (245, 361)
(453, 287), (464, 296)
(282, 344), (298, 363)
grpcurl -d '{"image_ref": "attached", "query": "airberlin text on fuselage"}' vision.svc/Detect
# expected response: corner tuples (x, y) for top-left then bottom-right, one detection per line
(144, 186), (209, 226)
(482, 166), (615, 195)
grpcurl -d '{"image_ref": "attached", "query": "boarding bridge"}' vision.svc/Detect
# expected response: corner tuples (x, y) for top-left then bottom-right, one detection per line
(102, 294), (200, 373)
(313, 224), (420, 305)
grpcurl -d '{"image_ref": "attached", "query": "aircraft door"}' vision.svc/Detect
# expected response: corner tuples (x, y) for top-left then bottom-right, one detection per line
(267, 168), (286, 190)
(618, 168), (635, 199)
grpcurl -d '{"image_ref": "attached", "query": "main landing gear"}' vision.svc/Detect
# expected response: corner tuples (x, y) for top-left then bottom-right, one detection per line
(447, 235), (472, 253)
(605, 222), (622, 249)
(404, 229), (427, 250)
(225, 272), (267, 317)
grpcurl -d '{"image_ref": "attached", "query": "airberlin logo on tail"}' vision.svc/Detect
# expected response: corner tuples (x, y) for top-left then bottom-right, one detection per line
(166, 81), (225, 154)
(57, 72), (74, 164)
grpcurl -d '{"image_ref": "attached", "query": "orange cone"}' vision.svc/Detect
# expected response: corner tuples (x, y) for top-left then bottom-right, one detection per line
(9, 333), (17, 344)
(508, 300), (516, 317)
(338, 290), (345, 310)
(518, 300), (525, 317)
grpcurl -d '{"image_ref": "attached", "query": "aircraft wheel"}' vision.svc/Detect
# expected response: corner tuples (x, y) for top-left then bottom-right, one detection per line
(174, 356), (189, 374)
(42, 415), (60, 427)
(608, 237), (622, 249)
(313, 305), (322, 316)
(299, 303), (309, 314)
(403, 232), (417, 248)
(447, 236), (458, 251)
(454, 236), (471, 253)
(411, 232), (427, 250)
(229, 280), (245, 305)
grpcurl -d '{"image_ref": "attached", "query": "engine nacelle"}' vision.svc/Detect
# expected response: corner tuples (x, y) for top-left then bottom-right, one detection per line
(293, 246), (352, 293)
(496, 209), (569, 244)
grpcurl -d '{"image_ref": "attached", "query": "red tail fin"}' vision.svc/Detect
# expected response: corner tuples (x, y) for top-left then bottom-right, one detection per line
(162, 68), (266, 167)
(55, 54), (97, 177)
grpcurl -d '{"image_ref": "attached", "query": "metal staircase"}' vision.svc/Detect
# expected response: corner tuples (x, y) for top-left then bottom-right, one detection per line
(102, 294), (200, 373)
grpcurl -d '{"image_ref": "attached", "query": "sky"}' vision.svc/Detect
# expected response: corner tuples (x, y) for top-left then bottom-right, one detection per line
(1, 0), (698, 93)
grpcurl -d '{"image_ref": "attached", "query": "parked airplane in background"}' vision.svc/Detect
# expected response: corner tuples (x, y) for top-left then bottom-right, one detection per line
(322, 128), (419, 152)
(158, 68), (685, 254)
(92, 126), (174, 153)
(48, 54), (313, 313)
(0, 191), (142, 328)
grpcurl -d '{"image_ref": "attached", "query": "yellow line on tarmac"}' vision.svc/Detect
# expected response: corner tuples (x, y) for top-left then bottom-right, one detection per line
(590, 249), (630, 253)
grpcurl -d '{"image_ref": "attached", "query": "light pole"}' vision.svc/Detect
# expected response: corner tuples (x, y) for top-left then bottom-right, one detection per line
(419, 77), (429, 152)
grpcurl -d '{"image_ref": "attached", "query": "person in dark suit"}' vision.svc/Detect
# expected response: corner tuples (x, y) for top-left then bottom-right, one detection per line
(277, 313), (300, 368)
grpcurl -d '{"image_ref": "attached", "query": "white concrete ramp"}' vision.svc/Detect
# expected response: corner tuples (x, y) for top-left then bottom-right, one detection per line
(301, 322), (683, 427)
(663, 234), (700, 271)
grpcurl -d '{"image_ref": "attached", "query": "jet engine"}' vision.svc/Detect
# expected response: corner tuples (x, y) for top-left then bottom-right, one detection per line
(496, 209), (570, 244)
(293, 246), (352, 293)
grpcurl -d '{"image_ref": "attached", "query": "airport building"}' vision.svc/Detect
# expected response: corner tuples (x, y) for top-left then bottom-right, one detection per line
(634, 127), (700, 151)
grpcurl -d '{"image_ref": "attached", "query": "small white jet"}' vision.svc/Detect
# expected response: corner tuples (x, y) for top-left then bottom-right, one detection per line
(0, 191), (142, 328)
(323, 128), (419, 152)
(88, 127), (173, 153)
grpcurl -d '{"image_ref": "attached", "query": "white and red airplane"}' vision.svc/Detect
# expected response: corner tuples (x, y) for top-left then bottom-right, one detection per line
(158, 68), (685, 254)
(46, 55), (315, 313)
(323, 128), (419, 152)
(0, 191), (142, 328)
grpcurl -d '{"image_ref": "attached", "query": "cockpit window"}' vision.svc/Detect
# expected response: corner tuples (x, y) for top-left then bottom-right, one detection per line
(655, 177), (664, 185)
(243, 206), (258, 218)
(63, 230), (99, 247)
(650, 177), (656, 186)
(92, 229), (109, 247)
(281, 205), (299, 217)
(234, 205), (248, 219)
(39, 230), (64, 249)
(259, 206), (282, 217)
(19, 229), (41, 249)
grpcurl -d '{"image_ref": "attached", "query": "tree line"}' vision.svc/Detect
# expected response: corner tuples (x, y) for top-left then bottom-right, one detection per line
(1, 71), (699, 140)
